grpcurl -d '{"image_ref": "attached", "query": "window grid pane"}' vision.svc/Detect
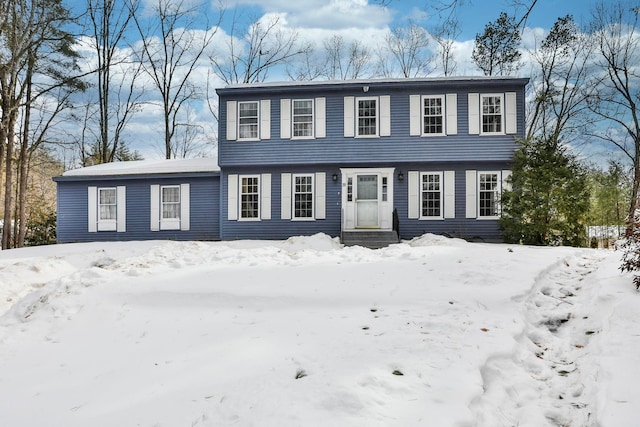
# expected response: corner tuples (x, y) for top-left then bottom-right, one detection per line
(99, 188), (117, 220)
(294, 175), (313, 218)
(357, 99), (377, 136)
(293, 100), (313, 137)
(421, 174), (441, 217)
(479, 173), (499, 217)
(239, 102), (258, 139)
(162, 187), (180, 219)
(423, 97), (444, 134)
(482, 96), (502, 133)
(241, 177), (259, 219)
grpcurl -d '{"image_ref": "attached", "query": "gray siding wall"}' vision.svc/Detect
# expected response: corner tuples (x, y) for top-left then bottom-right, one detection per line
(56, 175), (219, 243)
(218, 80), (526, 167)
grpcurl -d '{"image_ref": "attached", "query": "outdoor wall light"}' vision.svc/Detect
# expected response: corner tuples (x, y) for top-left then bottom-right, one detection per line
(332, 173), (338, 181)
(363, 85), (369, 92)
(398, 171), (404, 181)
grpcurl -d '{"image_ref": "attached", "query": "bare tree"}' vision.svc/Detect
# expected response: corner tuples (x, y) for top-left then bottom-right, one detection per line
(432, 17), (460, 76)
(133, 0), (219, 159)
(379, 22), (432, 78)
(587, 1), (640, 221)
(211, 13), (302, 84)
(526, 15), (594, 142)
(84, 0), (144, 165)
(323, 35), (372, 80)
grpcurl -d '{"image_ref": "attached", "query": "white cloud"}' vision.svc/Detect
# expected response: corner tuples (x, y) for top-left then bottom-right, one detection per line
(224, 0), (393, 30)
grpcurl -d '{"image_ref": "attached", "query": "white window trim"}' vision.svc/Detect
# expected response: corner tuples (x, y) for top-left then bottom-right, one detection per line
(421, 95), (446, 137)
(238, 101), (260, 141)
(356, 96), (379, 138)
(239, 174), (261, 221)
(160, 185), (181, 230)
(97, 187), (118, 231)
(291, 99), (314, 140)
(291, 173), (315, 221)
(480, 94), (505, 136)
(419, 172), (444, 220)
(477, 171), (501, 219)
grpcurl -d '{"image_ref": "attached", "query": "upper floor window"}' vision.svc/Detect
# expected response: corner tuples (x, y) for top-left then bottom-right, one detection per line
(481, 94), (503, 134)
(238, 101), (259, 140)
(293, 100), (314, 138)
(357, 97), (378, 136)
(410, 94), (456, 136)
(423, 96), (445, 135)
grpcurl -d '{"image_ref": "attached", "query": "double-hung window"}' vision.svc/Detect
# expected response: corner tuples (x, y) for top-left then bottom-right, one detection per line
(158, 185), (181, 230)
(357, 98), (378, 136)
(421, 172), (443, 219)
(423, 96), (445, 136)
(293, 174), (314, 219)
(478, 172), (500, 217)
(240, 176), (260, 219)
(293, 100), (313, 138)
(238, 101), (259, 139)
(481, 95), (503, 134)
(99, 188), (117, 223)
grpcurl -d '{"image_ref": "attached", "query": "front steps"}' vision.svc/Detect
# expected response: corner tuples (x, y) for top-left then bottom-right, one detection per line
(341, 230), (400, 249)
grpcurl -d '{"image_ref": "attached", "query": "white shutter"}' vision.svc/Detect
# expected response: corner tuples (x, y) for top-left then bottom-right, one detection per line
(260, 99), (270, 140)
(280, 99), (291, 139)
(408, 171), (419, 219)
(409, 95), (421, 136)
(444, 171), (455, 219)
(150, 185), (160, 231)
(468, 93), (479, 135)
(465, 170), (477, 219)
(261, 173), (271, 220)
(344, 96), (355, 137)
(227, 174), (238, 220)
(505, 92), (517, 134)
(180, 183), (190, 231)
(116, 186), (126, 232)
(226, 101), (237, 141)
(380, 95), (391, 137)
(446, 93), (457, 135)
(502, 170), (512, 192)
(88, 186), (97, 232)
(281, 173), (292, 220)
(315, 97), (326, 138)
(315, 172), (326, 220)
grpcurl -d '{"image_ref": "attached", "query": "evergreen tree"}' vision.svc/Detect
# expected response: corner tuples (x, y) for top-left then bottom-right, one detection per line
(472, 12), (522, 76)
(500, 137), (590, 246)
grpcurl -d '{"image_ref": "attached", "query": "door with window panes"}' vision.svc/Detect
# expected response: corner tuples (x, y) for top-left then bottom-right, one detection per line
(341, 168), (394, 231)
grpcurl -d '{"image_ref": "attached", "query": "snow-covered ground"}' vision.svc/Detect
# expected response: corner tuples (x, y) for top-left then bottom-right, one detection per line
(0, 234), (637, 427)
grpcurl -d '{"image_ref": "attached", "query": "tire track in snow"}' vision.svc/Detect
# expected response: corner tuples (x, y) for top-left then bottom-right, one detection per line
(469, 251), (608, 427)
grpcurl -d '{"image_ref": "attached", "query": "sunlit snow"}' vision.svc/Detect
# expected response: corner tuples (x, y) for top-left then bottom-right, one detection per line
(0, 234), (637, 426)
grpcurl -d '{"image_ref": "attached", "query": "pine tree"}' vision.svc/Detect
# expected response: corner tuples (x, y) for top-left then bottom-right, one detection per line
(620, 211), (640, 290)
(500, 137), (590, 246)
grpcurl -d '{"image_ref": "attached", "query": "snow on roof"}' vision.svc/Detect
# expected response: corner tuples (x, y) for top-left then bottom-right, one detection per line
(62, 158), (220, 177)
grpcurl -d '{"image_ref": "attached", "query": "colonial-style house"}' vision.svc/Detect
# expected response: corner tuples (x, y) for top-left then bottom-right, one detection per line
(54, 76), (528, 247)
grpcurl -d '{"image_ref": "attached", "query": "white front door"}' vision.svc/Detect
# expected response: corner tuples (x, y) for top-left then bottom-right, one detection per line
(356, 175), (379, 228)
(341, 168), (395, 231)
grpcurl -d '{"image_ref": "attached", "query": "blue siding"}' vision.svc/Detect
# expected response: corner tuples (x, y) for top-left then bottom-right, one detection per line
(217, 79), (527, 167)
(56, 174), (219, 243)
(220, 162), (508, 242)
(220, 166), (342, 240)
